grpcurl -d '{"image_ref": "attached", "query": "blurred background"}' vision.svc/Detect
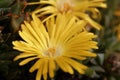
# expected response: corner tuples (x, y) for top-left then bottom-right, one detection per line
(0, 0), (120, 80)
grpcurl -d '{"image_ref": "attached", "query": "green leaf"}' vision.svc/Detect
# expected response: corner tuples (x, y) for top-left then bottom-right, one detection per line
(91, 66), (105, 72)
(11, 0), (24, 14)
(85, 68), (99, 78)
(97, 53), (105, 65)
(11, 16), (24, 33)
(0, 0), (15, 8)
(109, 39), (120, 51)
(109, 76), (116, 80)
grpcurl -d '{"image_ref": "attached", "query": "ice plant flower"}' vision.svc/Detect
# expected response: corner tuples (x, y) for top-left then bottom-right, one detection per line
(114, 24), (120, 40)
(13, 14), (98, 80)
(27, 0), (106, 30)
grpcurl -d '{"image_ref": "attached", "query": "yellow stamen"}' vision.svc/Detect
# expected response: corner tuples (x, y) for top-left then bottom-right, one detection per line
(46, 48), (56, 57)
(59, 3), (71, 13)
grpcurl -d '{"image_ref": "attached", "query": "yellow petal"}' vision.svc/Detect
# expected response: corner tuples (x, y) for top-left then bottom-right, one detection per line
(49, 58), (56, 78)
(13, 40), (40, 53)
(33, 6), (56, 15)
(55, 57), (73, 74)
(43, 58), (49, 80)
(14, 53), (38, 61)
(59, 57), (74, 74)
(36, 65), (43, 80)
(74, 12), (102, 30)
(63, 53), (86, 60)
(29, 58), (45, 72)
(55, 57), (67, 72)
(63, 57), (88, 74)
(19, 57), (38, 66)
(32, 14), (49, 49)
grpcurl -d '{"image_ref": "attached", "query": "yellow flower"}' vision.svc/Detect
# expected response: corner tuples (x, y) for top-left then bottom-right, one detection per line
(114, 24), (120, 40)
(27, 0), (106, 30)
(114, 9), (120, 16)
(13, 14), (98, 80)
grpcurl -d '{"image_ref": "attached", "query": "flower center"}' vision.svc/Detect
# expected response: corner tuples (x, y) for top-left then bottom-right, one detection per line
(47, 48), (56, 57)
(60, 3), (71, 13)
(57, 0), (74, 13)
(45, 46), (63, 57)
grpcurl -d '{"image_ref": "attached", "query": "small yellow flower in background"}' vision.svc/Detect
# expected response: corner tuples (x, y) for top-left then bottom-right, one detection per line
(114, 9), (120, 17)
(13, 14), (98, 80)
(114, 24), (120, 40)
(27, 0), (106, 30)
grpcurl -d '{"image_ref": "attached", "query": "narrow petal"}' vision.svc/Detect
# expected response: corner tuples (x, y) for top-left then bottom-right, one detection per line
(74, 12), (102, 30)
(63, 53), (86, 60)
(14, 53), (38, 61)
(33, 6), (56, 15)
(19, 57), (38, 66)
(49, 58), (56, 78)
(55, 57), (68, 72)
(29, 58), (45, 72)
(36, 65), (43, 80)
(63, 57), (88, 74)
(65, 50), (97, 57)
(55, 57), (74, 74)
(43, 58), (49, 80)
(59, 57), (74, 74)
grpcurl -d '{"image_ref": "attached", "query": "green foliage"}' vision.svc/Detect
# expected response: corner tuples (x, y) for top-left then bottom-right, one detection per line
(0, 0), (15, 8)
